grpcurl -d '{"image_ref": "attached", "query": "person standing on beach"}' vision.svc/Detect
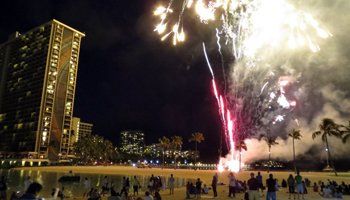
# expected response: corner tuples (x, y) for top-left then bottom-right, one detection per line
(133, 176), (140, 196)
(295, 171), (304, 200)
(195, 178), (202, 199)
(125, 177), (130, 192)
(247, 173), (259, 200)
(148, 175), (154, 194)
(102, 176), (109, 195)
(287, 174), (295, 200)
(228, 172), (236, 197)
(211, 173), (218, 197)
(168, 174), (175, 195)
(186, 181), (191, 199)
(83, 177), (92, 197)
(256, 172), (264, 194)
(266, 174), (277, 200)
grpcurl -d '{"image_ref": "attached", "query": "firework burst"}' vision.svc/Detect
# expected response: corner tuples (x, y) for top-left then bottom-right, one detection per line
(152, 0), (331, 172)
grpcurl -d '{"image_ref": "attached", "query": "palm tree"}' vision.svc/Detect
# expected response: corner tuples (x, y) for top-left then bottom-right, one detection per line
(159, 136), (170, 168)
(235, 140), (247, 171)
(171, 136), (183, 169)
(189, 132), (205, 169)
(288, 129), (302, 173)
(341, 121), (350, 143)
(73, 134), (119, 164)
(312, 118), (343, 176)
(264, 136), (279, 173)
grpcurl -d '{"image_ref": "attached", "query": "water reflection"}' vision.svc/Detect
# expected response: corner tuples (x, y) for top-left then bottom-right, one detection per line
(0, 169), (194, 198)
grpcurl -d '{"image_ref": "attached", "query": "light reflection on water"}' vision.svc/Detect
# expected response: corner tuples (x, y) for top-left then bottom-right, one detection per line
(0, 169), (194, 198)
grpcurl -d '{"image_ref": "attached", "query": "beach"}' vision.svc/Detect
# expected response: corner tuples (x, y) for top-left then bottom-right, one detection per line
(8, 166), (350, 200)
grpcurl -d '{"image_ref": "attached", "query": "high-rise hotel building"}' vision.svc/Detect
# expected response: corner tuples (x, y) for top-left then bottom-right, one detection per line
(69, 117), (93, 153)
(0, 20), (85, 161)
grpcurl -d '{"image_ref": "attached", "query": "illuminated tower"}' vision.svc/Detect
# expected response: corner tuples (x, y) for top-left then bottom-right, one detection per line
(0, 20), (85, 161)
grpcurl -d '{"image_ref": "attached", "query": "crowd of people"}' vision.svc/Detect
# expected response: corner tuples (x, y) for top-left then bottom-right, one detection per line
(0, 174), (167, 200)
(183, 170), (350, 200)
(314, 179), (350, 198)
(83, 174), (166, 200)
(0, 171), (350, 200)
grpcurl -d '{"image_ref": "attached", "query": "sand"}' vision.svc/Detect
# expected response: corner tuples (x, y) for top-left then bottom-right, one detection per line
(14, 166), (350, 200)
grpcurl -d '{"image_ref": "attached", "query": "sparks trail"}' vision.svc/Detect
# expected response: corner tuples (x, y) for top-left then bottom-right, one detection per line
(152, 0), (331, 172)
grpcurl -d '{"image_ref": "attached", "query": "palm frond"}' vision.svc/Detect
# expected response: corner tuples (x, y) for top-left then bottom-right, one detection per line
(312, 131), (321, 140)
(343, 133), (350, 143)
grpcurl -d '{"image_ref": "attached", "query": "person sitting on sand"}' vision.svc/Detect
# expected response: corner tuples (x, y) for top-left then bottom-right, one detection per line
(320, 186), (332, 198)
(19, 182), (43, 200)
(334, 187), (343, 199)
(89, 189), (101, 200)
(10, 191), (20, 200)
(154, 190), (162, 200)
(107, 189), (121, 200)
(144, 191), (154, 200)
(202, 184), (209, 194)
(313, 182), (319, 193)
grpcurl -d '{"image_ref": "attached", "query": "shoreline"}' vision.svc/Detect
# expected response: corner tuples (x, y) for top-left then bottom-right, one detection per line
(6, 166), (350, 200)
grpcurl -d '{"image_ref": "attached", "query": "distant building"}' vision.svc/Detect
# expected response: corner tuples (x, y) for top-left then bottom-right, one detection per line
(0, 20), (85, 161)
(69, 117), (93, 152)
(120, 130), (144, 155)
(144, 143), (162, 158)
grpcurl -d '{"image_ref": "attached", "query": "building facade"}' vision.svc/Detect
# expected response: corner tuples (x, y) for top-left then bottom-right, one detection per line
(120, 130), (144, 156)
(69, 117), (93, 149)
(0, 20), (85, 161)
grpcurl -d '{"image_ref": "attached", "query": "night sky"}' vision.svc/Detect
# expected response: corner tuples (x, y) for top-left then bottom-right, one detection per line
(0, 1), (223, 161)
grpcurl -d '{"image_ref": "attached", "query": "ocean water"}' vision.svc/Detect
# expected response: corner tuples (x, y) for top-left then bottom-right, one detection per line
(0, 168), (193, 198)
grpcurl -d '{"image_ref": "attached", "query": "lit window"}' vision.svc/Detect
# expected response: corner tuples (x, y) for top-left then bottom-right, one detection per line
(0, 114), (6, 122)
(17, 123), (23, 129)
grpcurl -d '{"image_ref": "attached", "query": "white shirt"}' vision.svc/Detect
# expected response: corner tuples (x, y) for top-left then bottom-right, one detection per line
(229, 176), (236, 187)
(144, 195), (154, 200)
(84, 179), (91, 189)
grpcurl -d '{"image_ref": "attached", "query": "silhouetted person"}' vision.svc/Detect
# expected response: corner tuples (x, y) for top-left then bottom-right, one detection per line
(266, 174), (276, 200)
(168, 174), (175, 195)
(19, 182), (43, 200)
(133, 176), (140, 196)
(211, 173), (218, 197)
(107, 189), (121, 200)
(0, 176), (7, 200)
(10, 191), (20, 200)
(195, 178), (202, 199)
(287, 174), (295, 200)
(247, 173), (259, 200)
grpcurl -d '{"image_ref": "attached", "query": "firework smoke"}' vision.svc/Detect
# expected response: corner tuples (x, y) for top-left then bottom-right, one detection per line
(152, 0), (350, 169)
